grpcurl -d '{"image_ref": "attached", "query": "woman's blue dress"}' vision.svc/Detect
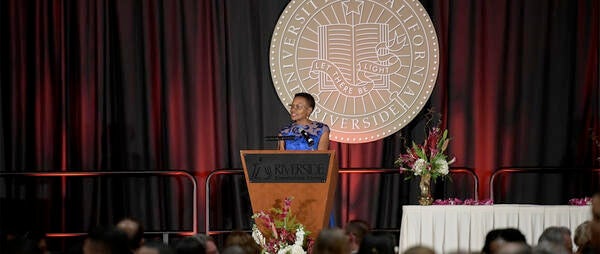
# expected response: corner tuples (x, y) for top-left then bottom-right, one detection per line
(279, 121), (330, 150)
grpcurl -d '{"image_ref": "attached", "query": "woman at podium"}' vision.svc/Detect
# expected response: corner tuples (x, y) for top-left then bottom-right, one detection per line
(279, 92), (330, 151)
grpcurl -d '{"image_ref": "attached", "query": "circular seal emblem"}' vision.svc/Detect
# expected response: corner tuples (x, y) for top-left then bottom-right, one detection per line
(270, 0), (439, 143)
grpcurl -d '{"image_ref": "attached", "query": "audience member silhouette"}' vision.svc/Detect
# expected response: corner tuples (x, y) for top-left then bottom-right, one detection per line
(82, 225), (131, 254)
(573, 221), (591, 253)
(357, 234), (395, 254)
(537, 226), (572, 253)
(116, 217), (145, 252)
(497, 242), (531, 254)
(344, 220), (370, 254)
(137, 241), (175, 254)
(221, 246), (246, 254)
(313, 228), (351, 254)
(532, 241), (569, 254)
(482, 228), (527, 254)
(174, 236), (205, 254)
(224, 231), (260, 254)
(192, 234), (219, 254)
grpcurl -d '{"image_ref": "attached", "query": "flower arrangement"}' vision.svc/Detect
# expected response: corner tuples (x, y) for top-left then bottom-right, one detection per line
(251, 197), (312, 254)
(394, 113), (455, 205)
(395, 125), (456, 181)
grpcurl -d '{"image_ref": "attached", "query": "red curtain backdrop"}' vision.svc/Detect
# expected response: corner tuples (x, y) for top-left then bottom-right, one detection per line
(1, 0), (598, 233)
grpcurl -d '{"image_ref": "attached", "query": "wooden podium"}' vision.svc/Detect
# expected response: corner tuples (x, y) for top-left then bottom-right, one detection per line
(240, 150), (338, 235)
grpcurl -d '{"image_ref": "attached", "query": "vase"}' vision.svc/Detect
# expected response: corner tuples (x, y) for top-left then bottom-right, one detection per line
(418, 174), (433, 205)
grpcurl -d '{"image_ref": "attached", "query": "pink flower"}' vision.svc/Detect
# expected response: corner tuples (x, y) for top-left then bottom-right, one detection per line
(282, 197), (293, 219)
(426, 127), (441, 157)
(433, 198), (494, 205)
(251, 196), (311, 253)
(569, 197), (592, 206)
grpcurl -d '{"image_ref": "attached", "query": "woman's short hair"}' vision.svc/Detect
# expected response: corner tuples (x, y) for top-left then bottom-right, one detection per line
(294, 92), (315, 109)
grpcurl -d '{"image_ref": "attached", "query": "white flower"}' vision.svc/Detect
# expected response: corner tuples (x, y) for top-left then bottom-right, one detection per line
(277, 245), (292, 254)
(289, 244), (306, 254)
(252, 225), (266, 248)
(412, 159), (427, 175)
(272, 226), (306, 254)
(295, 226), (305, 246)
(433, 157), (449, 175)
(277, 242), (307, 254)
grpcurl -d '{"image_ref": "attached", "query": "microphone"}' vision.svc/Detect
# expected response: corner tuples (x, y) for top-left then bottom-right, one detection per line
(300, 129), (315, 147)
(264, 135), (295, 141)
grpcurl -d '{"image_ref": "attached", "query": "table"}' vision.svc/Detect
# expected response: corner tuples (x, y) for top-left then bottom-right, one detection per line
(398, 205), (592, 254)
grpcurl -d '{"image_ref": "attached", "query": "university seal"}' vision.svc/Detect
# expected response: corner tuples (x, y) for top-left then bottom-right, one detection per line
(270, 0), (439, 143)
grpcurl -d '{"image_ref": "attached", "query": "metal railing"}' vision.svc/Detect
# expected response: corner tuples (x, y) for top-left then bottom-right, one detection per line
(0, 170), (199, 242)
(489, 167), (600, 201)
(0, 168), (481, 238)
(205, 168), (478, 235)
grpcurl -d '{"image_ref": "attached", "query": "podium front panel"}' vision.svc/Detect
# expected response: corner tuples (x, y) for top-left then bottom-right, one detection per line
(244, 153), (330, 183)
(240, 150), (338, 236)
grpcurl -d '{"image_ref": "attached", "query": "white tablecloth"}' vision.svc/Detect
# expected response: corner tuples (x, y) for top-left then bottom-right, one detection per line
(398, 205), (592, 254)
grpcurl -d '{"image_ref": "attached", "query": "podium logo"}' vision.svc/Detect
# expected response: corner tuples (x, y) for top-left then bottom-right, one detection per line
(270, 0), (439, 143)
(245, 154), (330, 183)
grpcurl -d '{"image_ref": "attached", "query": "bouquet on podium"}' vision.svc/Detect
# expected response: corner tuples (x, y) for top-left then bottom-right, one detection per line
(251, 197), (313, 254)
